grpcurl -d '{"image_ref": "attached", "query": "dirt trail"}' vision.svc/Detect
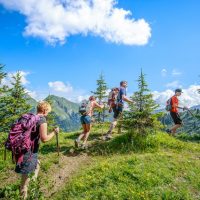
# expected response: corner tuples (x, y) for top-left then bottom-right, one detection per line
(40, 152), (92, 197)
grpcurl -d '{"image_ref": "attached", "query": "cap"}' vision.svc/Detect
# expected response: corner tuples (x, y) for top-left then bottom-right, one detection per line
(175, 88), (183, 93)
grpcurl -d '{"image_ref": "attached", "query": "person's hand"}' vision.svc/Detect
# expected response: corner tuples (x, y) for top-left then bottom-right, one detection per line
(54, 127), (59, 134)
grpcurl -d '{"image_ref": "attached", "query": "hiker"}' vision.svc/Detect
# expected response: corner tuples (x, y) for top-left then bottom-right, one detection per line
(14, 101), (59, 199)
(166, 88), (187, 136)
(104, 81), (133, 139)
(75, 96), (104, 148)
(107, 87), (119, 113)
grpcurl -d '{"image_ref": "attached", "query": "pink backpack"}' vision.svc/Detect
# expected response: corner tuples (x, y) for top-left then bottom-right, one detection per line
(5, 113), (40, 164)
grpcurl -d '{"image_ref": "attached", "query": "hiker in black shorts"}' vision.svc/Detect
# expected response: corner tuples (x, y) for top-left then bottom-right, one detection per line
(104, 81), (133, 139)
(166, 89), (187, 136)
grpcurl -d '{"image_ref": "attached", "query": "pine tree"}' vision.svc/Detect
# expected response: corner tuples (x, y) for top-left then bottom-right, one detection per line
(0, 71), (31, 132)
(0, 64), (7, 94)
(0, 64), (8, 133)
(91, 73), (108, 122)
(123, 69), (160, 135)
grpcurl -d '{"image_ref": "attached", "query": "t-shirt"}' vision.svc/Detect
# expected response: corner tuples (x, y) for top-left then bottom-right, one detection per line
(117, 87), (126, 105)
(171, 95), (179, 113)
(31, 116), (46, 153)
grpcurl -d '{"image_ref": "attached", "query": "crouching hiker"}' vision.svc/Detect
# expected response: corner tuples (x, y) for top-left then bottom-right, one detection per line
(5, 101), (59, 199)
(166, 88), (188, 136)
(75, 96), (104, 149)
(104, 81), (133, 140)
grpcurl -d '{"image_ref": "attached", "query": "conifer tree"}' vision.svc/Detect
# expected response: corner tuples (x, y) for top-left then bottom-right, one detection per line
(123, 69), (160, 135)
(0, 64), (7, 94)
(0, 71), (31, 132)
(91, 73), (108, 122)
(0, 64), (8, 133)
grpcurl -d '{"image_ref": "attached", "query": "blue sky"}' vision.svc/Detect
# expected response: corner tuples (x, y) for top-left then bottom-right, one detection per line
(0, 0), (200, 107)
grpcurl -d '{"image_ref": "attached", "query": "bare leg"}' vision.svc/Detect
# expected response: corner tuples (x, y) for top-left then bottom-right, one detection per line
(107, 119), (117, 135)
(77, 124), (87, 141)
(20, 174), (30, 199)
(82, 124), (91, 145)
(32, 160), (40, 181)
(170, 124), (181, 136)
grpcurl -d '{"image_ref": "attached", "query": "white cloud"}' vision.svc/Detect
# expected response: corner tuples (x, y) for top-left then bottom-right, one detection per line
(161, 68), (167, 77)
(76, 95), (90, 103)
(2, 71), (30, 86)
(0, 0), (151, 45)
(165, 80), (182, 89)
(48, 81), (89, 102)
(25, 89), (37, 99)
(153, 85), (200, 109)
(172, 69), (182, 76)
(48, 81), (73, 93)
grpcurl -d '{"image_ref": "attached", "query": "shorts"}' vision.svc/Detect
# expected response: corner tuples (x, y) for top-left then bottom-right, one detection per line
(170, 112), (182, 125)
(15, 151), (38, 174)
(113, 105), (123, 119)
(80, 115), (91, 124)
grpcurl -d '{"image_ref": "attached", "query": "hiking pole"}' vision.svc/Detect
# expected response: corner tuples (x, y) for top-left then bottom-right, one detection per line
(54, 128), (60, 156)
(56, 133), (59, 156)
(179, 106), (197, 118)
(187, 109), (198, 119)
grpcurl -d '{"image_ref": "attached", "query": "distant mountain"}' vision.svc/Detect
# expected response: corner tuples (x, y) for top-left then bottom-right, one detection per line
(26, 95), (81, 132)
(25, 94), (38, 113)
(190, 105), (200, 110)
(44, 95), (81, 132)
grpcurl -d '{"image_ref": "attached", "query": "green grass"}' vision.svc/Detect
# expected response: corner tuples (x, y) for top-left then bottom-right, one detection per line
(1, 128), (200, 200)
(54, 151), (200, 200)
(53, 132), (200, 200)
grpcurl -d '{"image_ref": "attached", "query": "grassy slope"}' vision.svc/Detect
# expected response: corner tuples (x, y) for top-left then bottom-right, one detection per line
(0, 127), (200, 200)
(54, 133), (200, 200)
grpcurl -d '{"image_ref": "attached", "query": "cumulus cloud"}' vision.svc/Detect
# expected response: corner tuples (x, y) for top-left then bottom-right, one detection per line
(48, 80), (89, 102)
(48, 81), (73, 93)
(2, 71), (30, 86)
(152, 85), (200, 109)
(26, 89), (38, 99)
(0, 0), (151, 45)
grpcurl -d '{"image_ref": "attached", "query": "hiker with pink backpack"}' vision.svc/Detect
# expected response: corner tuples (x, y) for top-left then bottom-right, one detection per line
(5, 101), (59, 199)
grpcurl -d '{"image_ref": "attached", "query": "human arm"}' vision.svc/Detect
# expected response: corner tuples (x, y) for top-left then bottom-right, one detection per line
(94, 101), (104, 109)
(122, 95), (134, 103)
(39, 123), (59, 143)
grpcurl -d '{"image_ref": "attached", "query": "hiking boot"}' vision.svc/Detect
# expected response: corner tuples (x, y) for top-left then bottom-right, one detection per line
(81, 143), (88, 150)
(106, 134), (113, 140)
(74, 139), (80, 148)
(166, 129), (172, 134)
(102, 134), (113, 141)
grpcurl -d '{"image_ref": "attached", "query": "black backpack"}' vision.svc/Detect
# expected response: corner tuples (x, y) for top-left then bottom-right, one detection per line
(79, 101), (91, 115)
(165, 98), (172, 111)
